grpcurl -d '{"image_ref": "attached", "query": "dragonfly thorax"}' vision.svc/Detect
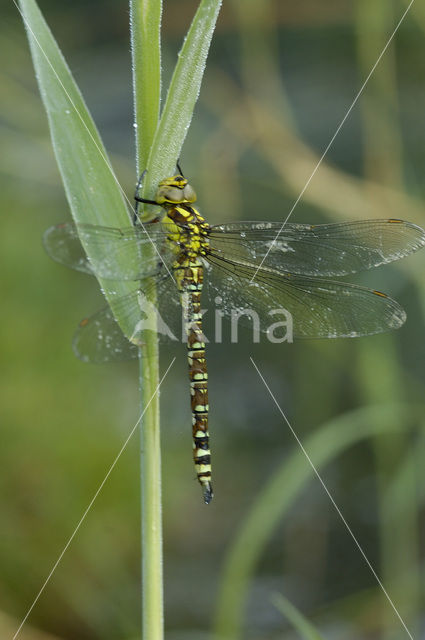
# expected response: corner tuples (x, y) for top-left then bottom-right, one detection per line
(156, 174), (197, 205)
(163, 204), (210, 259)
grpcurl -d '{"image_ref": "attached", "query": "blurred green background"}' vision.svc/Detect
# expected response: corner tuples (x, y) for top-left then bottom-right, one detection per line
(1, 1), (425, 638)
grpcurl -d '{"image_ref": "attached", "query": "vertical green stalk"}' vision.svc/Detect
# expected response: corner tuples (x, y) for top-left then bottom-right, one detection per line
(130, 2), (163, 639)
(356, 2), (419, 637)
(131, 0), (162, 174)
(356, 339), (417, 637)
(138, 344), (162, 640)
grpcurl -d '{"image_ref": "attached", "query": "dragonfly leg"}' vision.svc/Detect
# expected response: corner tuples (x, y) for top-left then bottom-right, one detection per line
(135, 168), (147, 189)
(134, 170), (158, 223)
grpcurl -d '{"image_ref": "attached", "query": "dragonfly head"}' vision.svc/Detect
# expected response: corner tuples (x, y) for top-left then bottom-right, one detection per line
(156, 175), (197, 205)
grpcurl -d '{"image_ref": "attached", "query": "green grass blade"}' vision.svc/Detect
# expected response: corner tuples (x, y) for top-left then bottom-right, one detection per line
(357, 337), (420, 639)
(271, 593), (326, 640)
(139, 0), (223, 206)
(18, 0), (139, 339)
(130, 2), (163, 639)
(130, 0), (162, 172)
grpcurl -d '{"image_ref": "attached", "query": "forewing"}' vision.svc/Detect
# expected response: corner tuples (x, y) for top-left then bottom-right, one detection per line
(43, 222), (177, 280)
(209, 219), (425, 276)
(205, 254), (406, 338)
(44, 222), (95, 275)
(73, 276), (184, 363)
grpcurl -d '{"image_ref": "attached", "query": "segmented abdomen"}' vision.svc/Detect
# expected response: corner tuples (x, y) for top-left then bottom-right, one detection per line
(174, 258), (213, 504)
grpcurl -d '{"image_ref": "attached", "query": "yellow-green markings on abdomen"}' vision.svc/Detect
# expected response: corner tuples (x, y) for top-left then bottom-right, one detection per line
(173, 255), (213, 505)
(157, 175), (213, 504)
(174, 260), (213, 504)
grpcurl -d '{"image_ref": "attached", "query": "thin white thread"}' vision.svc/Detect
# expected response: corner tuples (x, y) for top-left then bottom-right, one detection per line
(250, 0), (415, 283)
(250, 357), (414, 640)
(13, 357), (175, 640)
(13, 0), (173, 280)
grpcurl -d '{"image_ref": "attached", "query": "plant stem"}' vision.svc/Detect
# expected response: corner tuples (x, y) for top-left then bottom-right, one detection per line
(130, 1), (163, 638)
(356, 4), (419, 636)
(139, 343), (163, 640)
(130, 0), (162, 175)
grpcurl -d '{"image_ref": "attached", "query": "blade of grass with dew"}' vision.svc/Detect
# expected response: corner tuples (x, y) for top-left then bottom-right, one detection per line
(213, 403), (424, 640)
(18, 0), (140, 340)
(271, 593), (326, 640)
(139, 0), (223, 206)
(130, 0), (162, 174)
(130, 1), (163, 639)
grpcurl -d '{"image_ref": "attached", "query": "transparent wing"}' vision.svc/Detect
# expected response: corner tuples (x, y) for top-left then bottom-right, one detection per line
(73, 276), (185, 363)
(43, 222), (178, 280)
(205, 254), (406, 338)
(209, 219), (425, 277)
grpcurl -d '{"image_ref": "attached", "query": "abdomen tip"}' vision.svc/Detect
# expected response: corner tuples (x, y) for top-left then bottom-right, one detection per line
(203, 484), (214, 505)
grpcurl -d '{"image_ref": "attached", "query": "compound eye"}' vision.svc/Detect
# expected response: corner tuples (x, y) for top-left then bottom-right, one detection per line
(161, 186), (183, 203)
(183, 184), (197, 202)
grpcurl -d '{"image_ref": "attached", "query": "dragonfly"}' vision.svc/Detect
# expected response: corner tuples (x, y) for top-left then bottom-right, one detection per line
(44, 172), (425, 503)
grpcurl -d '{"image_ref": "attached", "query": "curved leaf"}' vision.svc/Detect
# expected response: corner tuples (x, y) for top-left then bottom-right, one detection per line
(19, 0), (139, 339)
(140, 0), (223, 207)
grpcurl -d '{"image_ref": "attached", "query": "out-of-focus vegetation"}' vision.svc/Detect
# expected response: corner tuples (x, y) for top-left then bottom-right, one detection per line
(1, 1), (424, 639)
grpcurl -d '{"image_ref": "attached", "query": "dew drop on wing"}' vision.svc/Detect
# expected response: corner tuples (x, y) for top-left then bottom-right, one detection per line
(253, 222), (272, 230)
(390, 306), (406, 329)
